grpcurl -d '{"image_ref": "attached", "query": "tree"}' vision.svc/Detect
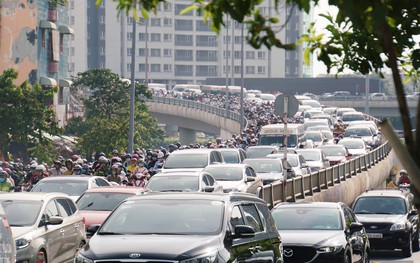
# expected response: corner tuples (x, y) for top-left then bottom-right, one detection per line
(101, 0), (420, 202)
(0, 69), (62, 160)
(67, 68), (163, 157)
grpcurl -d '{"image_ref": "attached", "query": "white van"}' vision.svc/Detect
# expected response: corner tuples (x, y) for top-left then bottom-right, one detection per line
(172, 84), (202, 96)
(258, 123), (305, 149)
(148, 83), (167, 94)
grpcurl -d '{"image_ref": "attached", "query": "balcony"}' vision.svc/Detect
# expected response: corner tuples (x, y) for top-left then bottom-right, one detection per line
(48, 61), (59, 73)
(196, 41), (218, 47)
(196, 56), (218, 62)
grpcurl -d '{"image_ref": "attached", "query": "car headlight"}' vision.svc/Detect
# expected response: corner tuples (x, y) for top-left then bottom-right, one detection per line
(180, 252), (217, 263)
(15, 238), (31, 250)
(390, 222), (407, 231)
(317, 246), (342, 253)
(74, 253), (94, 263)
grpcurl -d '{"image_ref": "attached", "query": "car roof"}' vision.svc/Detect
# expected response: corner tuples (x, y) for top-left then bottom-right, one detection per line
(153, 171), (210, 177)
(342, 111), (364, 115)
(318, 144), (346, 149)
(338, 138), (365, 142)
(126, 192), (264, 203)
(217, 148), (243, 152)
(243, 158), (281, 162)
(273, 201), (343, 209)
(34, 176), (99, 181)
(81, 186), (148, 194)
(296, 148), (323, 153)
(204, 163), (248, 168)
(247, 145), (278, 149)
(169, 149), (218, 155)
(0, 192), (69, 201)
(358, 189), (410, 198)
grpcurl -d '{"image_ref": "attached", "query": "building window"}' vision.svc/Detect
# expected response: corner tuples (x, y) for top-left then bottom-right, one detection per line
(246, 66), (254, 74)
(151, 48), (161, 57)
(286, 66), (290, 74)
(127, 32), (133, 40)
(295, 22), (299, 30)
(164, 34), (172, 42)
(164, 2), (172, 11)
(164, 64), (172, 72)
(223, 36), (231, 44)
(294, 52), (299, 59)
(151, 33), (161, 42)
(70, 16), (75, 25)
(164, 18), (172, 26)
(294, 67), (298, 74)
(175, 65), (193, 76)
(139, 33), (148, 41)
(151, 64), (160, 72)
(234, 51), (242, 59)
(68, 62), (74, 72)
(139, 64), (148, 72)
(127, 63), (131, 71)
(127, 17), (134, 25)
(175, 4), (192, 16)
(164, 49), (172, 57)
(257, 66), (265, 74)
(257, 51), (265, 59)
(127, 48), (132, 56)
(234, 66), (241, 74)
(223, 51), (231, 58)
(175, 34), (193, 46)
(196, 20), (211, 31)
(70, 0), (74, 9)
(246, 51), (255, 59)
(234, 36), (242, 44)
(150, 18), (161, 26)
(286, 52), (290, 59)
(175, 49), (193, 61)
(223, 65), (231, 73)
(138, 48), (145, 56)
(100, 15), (105, 24)
(175, 19), (193, 31)
(70, 47), (75, 56)
(100, 31), (105, 39)
(100, 47), (105, 55)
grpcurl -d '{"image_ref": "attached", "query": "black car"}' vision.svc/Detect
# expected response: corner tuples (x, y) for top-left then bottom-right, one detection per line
(271, 202), (370, 263)
(352, 188), (419, 257)
(75, 192), (284, 263)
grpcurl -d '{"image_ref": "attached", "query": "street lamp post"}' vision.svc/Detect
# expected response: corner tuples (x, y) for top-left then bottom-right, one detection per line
(240, 23), (244, 132)
(128, 18), (136, 154)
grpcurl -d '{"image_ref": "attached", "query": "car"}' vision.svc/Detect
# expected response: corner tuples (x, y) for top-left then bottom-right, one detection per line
(328, 91), (353, 100)
(369, 92), (388, 100)
(341, 112), (366, 127)
(405, 91), (420, 100)
(31, 175), (112, 201)
(317, 145), (353, 166)
(344, 125), (380, 148)
(217, 148), (247, 163)
(76, 186), (149, 232)
(302, 109), (325, 121)
(0, 203), (16, 263)
(203, 163), (262, 194)
(161, 149), (224, 172)
(336, 107), (356, 120)
(311, 114), (334, 127)
(303, 119), (330, 131)
(295, 149), (330, 172)
(243, 158), (296, 184)
(303, 131), (330, 147)
(0, 192), (87, 263)
(347, 121), (381, 143)
(75, 192), (284, 263)
(337, 138), (370, 157)
(305, 125), (332, 132)
(245, 145), (281, 159)
(271, 202), (370, 263)
(266, 153), (311, 176)
(322, 107), (339, 117)
(352, 188), (419, 257)
(300, 99), (322, 110)
(145, 171), (223, 193)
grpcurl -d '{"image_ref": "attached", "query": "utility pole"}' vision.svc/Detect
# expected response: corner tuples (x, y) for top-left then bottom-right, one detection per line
(240, 23), (244, 132)
(128, 18), (136, 153)
(225, 15), (229, 116)
(145, 19), (149, 83)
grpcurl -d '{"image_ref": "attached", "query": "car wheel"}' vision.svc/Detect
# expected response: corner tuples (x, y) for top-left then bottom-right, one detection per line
(344, 254), (351, 263)
(363, 249), (370, 263)
(413, 230), (420, 252)
(37, 250), (47, 263)
(402, 236), (413, 257)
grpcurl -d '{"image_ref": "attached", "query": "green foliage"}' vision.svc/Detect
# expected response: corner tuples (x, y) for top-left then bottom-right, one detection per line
(28, 140), (60, 165)
(0, 69), (62, 160)
(67, 68), (162, 156)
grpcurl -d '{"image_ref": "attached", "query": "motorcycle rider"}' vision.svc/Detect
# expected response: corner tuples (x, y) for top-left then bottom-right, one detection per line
(397, 169), (411, 186)
(63, 159), (75, 175)
(0, 171), (13, 192)
(94, 156), (110, 176)
(50, 160), (65, 176)
(73, 165), (83, 175)
(107, 164), (122, 184)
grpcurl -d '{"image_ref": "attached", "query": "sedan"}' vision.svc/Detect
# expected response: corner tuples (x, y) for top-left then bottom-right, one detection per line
(338, 138), (370, 157)
(217, 148), (247, 163)
(203, 164), (262, 194)
(145, 171), (223, 193)
(76, 186), (149, 232)
(344, 125), (380, 148)
(271, 202), (370, 263)
(266, 153), (311, 176)
(0, 192), (87, 263)
(296, 149), (330, 172)
(245, 145), (280, 159)
(31, 176), (112, 201)
(304, 131), (330, 147)
(243, 158), (296, 184)
(317, 145), (352, 166)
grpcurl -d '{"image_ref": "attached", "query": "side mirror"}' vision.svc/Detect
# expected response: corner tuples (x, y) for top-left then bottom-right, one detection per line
(157, 163), (163, 169)
(349, 222), (364, 233)
(408, 210), (418, 217)
(232, 225), (256, 238)
(246, 176), (256, 182)
(87, 224), (101, 235)
(204, 186), (215, 192)
(301, 163), (308, 168)
(48, 216), (64, 225)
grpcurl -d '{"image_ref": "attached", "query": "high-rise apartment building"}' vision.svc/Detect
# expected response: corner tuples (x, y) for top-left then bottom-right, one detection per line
(68, 0), (312, 85)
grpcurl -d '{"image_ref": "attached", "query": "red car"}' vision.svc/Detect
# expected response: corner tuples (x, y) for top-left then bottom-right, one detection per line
(76, 186), (149, 233)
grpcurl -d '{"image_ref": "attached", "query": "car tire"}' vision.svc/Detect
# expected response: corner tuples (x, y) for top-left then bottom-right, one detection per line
(344, 254), (351, 263)
(413, 230), (420, 252)
(363, 250), (370, 263)
(38, 250), (47, 263)
(402, 236), (413, 257)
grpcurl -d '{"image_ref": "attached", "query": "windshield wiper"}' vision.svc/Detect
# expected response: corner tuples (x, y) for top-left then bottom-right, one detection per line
(356, 211), (373, 214)
(98, 231), (123, 235)
(80, 202), (94, 210)
(10, 224), (27, 227)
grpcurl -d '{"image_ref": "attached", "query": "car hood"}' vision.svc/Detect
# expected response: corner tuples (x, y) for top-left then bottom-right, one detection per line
(256, 172), (283, 181)
(80, 210), (112, 228)
(82, 234), (221, 260)
(356, 214), (406, 224)
(217, 181), (245, 190)
(279, 230), (344, 247)
(347, 148), (366, 156)
(161, 168), (205, 173)
(306, 161), (323, 167)
(327, 156), (346, 162)
(11, 226), (35, 239)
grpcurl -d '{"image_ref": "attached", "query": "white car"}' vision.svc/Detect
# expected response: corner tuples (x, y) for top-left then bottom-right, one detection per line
(266, 153), (311, 176)
(337, 138), (370, 156)
(295, 149), (330, 172)
(162, 149), (224, 173)
(203, 164), (262, 194)
(369, 93), (388, 100)
(343, 126), (380, 148)
(341, 111), (366, 127)
(243, 158), (296, 184)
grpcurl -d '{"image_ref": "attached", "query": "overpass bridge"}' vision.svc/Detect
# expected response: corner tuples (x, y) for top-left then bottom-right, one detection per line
(146, 96), (400, 207)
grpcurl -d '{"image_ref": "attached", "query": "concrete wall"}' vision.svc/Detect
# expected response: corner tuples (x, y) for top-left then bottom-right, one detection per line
(303, 150), (401, 206)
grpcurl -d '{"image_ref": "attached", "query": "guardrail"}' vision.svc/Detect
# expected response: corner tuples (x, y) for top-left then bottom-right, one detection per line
(149, 96), (246, 125)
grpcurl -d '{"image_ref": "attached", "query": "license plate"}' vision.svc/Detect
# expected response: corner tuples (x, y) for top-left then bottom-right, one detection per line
(367, 233), (383, 239)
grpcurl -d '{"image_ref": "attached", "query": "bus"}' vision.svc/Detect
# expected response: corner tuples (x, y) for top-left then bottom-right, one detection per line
(258, 123), (305, 149)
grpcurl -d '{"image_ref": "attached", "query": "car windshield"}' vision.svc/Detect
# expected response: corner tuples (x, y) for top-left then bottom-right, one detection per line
(318, 147), (346, 157)
(353, 197), (407, 214)
(305, 133), (322, 142)
(246, 147), (278, 158)
(257, 135), (298, 148)
(296, 151), (321, 161)
(204, 167), (243, 181)
(272, 207), (342, 230)
(220, 151), (240, 163)
(268, 155), (299, 167)
(164, 154), (208, 169)
(338, 140), (365, 149)
(146, 176), (199, 192)
(344, 128), (372, 137)
(76, 192), (134, 211)
(342, 114), (365, 122)
(243, 160), (282, 173)
(99, 199), (224, 235)
(1, 200), (42, 226)
(31, 180), (88, 196)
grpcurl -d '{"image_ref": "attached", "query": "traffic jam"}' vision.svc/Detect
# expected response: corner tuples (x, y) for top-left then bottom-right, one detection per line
(0, 91), (416, 263)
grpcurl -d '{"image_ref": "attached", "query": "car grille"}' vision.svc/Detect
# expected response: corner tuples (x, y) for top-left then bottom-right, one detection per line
(363, 222), (392, 231)
(283, 246), (317, 263)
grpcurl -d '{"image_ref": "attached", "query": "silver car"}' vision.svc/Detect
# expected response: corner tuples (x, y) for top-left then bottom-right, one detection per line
(0, 203), (16, 263)
(0, 192), (87, 263)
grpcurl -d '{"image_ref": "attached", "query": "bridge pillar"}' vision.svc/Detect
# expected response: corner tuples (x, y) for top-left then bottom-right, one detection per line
(220, 129), (233, 140)
(165, 124), (178, 137)
(179, 127), (196, 145)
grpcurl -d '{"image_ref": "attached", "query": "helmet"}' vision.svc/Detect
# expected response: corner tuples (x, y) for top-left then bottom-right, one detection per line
(111, 164), (119, 169)
(30, 163), (38, 169)
(98, 152), (106, 157)
(0, 171), (8, 178)
(112, 149), (119, 154)
(76, 159), (84, 165)
(157, 151), (164, 159)
(72, 154), (79, 161)
(400, 169), (408, 175)
(125, 154), (132, 159)
(99, 156), (108, 164)
(133, 154), (139, 159)
(131, 157), (138, 163)
(3, 168), (12, 175)
(54, 160), (61, 165)
(74, 165), (82, 170)
(36, 165), (46, 172)
(65, 159), (73, 166)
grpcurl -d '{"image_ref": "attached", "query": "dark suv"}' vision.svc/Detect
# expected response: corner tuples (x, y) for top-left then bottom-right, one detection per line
(352, 188), (419, 257)
(75, 192), (284, 263)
